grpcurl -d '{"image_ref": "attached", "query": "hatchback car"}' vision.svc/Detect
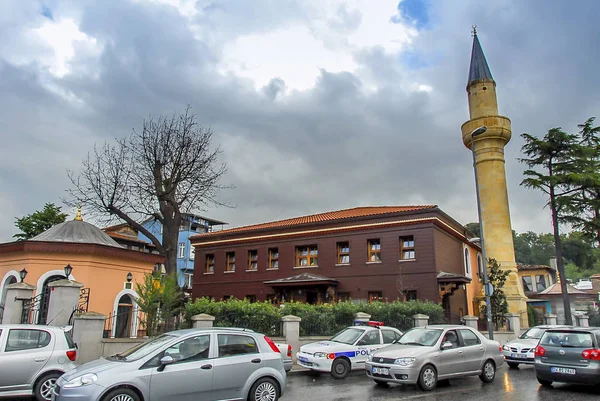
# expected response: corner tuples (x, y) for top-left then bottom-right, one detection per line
(0, 324), (77, 401)
(53, 327), (286, 401)
(297, 324), (403, 379)
(366, 325), (504, 391)
(502, 325), (571, 368)
(534, 327), (600, 387)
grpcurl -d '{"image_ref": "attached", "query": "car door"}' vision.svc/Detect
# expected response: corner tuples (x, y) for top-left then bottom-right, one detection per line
(437, 330), (463, 377)
(354, 329), (382, 368)
(0, 329), (53, 392)
(211, 333), (262, 401)
(457, 329), (485, 373)
(149, 334), (213, 401)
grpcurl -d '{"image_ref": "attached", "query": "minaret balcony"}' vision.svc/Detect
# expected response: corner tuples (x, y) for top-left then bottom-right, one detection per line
(461, 115), (512, 148)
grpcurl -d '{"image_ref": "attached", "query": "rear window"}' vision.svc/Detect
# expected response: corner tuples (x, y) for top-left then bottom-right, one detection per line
(540, 331), (595, 348)
(6, 329), (52, 352)
(64, 331), (76, 349)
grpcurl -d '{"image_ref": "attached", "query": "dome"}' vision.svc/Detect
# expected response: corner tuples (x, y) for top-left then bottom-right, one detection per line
(30, 211), (123, 248)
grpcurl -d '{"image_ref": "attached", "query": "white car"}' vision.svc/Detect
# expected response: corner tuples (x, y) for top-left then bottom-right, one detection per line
(502, 325), (570, 368)
(296, 324), (403, 379)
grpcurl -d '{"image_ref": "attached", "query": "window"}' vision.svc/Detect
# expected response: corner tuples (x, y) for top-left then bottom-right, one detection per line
(522, 276), (534, 292)
(404, 290), (417, 301)
(368, 291), (383, 302)
(189, 245), (195, 260)
(268, 248), (279, 269)
(337, 241), (350, 264)
(367, 239), (381, 262)
(442, 330), (459, 348)
(226, 252), (236, 272)
(184, 273), (193, 288)
(337, 292), (350, 302)
(464, 248), (471, 274)
(5, 329), (51, 352)
(536, 275), (547, 291)
(163, 334), (210, 364)
(248, 250), (258, 271)
(205, 254), (214, 273)
(400, 236), (415, 260)
(477, 255), (483, 281)
(296, 245), (318, 267)
(360, 330), (381, 345)
(382, 330), (402, 344)
(218, 334), (258, 357)
(458, 329), (481, 346)
(178, 242), (185, 258)
(245, 295), (256, 303)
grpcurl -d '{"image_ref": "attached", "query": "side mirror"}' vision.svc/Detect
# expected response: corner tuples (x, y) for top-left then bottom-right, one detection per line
(441, 342), (453, 350)
(357, 340), (367, 346)
(157, 355), (174, 371)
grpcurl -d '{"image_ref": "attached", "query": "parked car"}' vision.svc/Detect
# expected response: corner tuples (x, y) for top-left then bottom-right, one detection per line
(296, 323), (403, 379)
(534, 327), (600, 387)
(0, 324), (77, 401)
(502, 325), (571, 368)
(366, 325), (504, 391)
(52, 327), (286, 401)
(276, 342), (293, 372)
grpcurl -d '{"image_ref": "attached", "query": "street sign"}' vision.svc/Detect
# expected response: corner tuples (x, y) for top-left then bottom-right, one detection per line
(485, 283), (494, 297)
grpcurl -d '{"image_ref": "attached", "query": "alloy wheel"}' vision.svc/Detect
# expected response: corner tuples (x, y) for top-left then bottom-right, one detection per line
(484, 362), (495, 380)
(110, 395), (135, 401)
(39, 378), (56, 400)
(423, 367), (436, 388)
(254, 381), (277, 401)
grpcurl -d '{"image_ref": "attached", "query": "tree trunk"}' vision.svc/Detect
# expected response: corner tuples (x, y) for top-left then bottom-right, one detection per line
(549, 182), (573, 325)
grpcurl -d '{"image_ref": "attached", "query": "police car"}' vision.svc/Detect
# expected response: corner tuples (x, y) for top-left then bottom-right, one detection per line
(296, 322), (403, 379)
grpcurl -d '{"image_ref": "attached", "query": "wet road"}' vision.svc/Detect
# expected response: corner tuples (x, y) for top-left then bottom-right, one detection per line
(285, 365), (600, 401)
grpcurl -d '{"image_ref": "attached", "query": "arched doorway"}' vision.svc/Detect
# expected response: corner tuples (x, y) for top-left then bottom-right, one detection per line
(1, 274), (18, 322)
(115, 294), (134, 338)
(38, 275), (64, 325)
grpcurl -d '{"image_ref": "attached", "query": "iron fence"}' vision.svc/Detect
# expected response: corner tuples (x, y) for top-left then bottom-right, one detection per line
(103, 309), (147, 338)
(20, 292), (49, 325)
(299, 315), (355, 337)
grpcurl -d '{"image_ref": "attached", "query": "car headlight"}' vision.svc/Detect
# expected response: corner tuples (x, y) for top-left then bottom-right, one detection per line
(313, 352), (327, 358)
(502, 345), (509, 351)
(63, 373), (98, 388)
(368, 354), (373, 362)
(394, 357), (416, 366)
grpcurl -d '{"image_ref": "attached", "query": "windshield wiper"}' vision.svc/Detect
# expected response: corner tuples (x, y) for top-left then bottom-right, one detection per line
(110, 353), (127, 360)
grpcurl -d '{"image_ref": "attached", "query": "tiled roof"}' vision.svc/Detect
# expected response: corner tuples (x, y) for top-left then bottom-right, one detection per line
(107, 232), (154, 246)
(437, 271), (471, 283)
(264, 273), (339, 285)
(538, 283), (588, 295)
(191, 205), (436, 239)
(517, 263), (555, 271)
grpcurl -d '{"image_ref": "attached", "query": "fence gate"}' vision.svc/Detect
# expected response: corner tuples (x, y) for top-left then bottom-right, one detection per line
(20, 293), (48, 325)
(68, 288), (91, 326)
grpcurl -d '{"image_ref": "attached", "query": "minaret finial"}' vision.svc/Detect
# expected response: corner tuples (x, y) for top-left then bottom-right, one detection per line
(74, 206), (83, 221)
(471, 25), (477, 36)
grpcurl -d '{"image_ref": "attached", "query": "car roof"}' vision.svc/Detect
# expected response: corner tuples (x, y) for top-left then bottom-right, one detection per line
(0, 324), (68, 332)
(422, 324), (469, 330)
(163, 327), (258, 337)
(347, 325), (400, 331)
(545, 326), (600, 332)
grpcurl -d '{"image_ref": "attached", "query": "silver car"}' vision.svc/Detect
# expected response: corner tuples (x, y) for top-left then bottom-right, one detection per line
(0, 324), (77, 401)
(53, 327), (286, 401)
(502, 325), (571, 368)
(366, 325), (504, 391)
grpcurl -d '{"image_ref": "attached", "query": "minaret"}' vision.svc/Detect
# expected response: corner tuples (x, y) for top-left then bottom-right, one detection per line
(461, 27), (527, 322)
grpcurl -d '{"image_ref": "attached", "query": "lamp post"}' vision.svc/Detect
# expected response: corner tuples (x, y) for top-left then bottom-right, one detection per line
(19, 268), (28, 283)
(64, 264), (73, 279)
(470, 126), (494, 340)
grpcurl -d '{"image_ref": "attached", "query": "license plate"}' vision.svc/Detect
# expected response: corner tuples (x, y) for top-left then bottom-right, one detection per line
(298, 356), (308, 362)
(372, 367), (389, 375)
(551, 367), (576, 375)
(510, 353), (527, 359)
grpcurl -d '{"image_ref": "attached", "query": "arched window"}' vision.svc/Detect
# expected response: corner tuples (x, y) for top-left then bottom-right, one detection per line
(464, 248), (471, 275)
(477, 254), (483, 280)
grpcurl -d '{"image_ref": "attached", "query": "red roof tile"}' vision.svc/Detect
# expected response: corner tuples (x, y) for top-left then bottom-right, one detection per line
(191, 205), (436, 239)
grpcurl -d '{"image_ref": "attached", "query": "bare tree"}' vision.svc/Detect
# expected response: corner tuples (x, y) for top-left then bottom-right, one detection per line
(67, 107), (228, 275)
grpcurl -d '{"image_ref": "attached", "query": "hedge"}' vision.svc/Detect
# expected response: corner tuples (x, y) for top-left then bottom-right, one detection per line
(185, 298), (445, 337)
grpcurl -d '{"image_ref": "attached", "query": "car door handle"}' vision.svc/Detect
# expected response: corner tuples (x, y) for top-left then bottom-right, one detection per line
(34, 358), (47, 362)
(458, 351), (463, 354)
(479, 347), (484, 351)
(201, 364), (212, 370)
(251, 358), (261, 364)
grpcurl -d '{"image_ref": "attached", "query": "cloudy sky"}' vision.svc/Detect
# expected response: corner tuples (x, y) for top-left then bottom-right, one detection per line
(1, 0), (599, 242)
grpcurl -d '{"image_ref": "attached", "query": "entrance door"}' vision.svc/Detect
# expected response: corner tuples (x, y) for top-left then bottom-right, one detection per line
(306, 291), (318, 305)
(38, 275), (63, 325)
(115, 295), (133, 338)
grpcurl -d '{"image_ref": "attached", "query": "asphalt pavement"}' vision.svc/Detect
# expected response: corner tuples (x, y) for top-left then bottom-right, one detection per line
(285, 365), (600, 401)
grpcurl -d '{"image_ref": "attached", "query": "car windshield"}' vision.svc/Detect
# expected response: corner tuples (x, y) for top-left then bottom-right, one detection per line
(111, 334), (176, 361)
(330, 328), (365, 345)
(519, 327), (546, 340)
(396, 328), (442, 346)
(540, 331), (595, 348)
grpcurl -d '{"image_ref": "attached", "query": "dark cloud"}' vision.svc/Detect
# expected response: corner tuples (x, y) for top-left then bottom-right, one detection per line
(1, 0), (599, 241)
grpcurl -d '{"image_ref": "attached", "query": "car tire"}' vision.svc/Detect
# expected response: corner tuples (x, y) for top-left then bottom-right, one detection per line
(34, 372), (61, 401)
(373, 380), (388, 387)
(507, 362), (519, 369)
(479, 360), (496, 383)
(537, 377), (552, 387)
(249, 377), (279, 401)
(417, 364), (437, 391)
(102, 387), (141, 401)
(330, 358), (351, 379)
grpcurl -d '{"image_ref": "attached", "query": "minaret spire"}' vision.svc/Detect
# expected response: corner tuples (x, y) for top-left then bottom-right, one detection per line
(467, 27), (494, 86)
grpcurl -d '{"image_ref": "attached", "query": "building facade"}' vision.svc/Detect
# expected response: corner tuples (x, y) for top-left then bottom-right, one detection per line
(190, 206), (482, 324)
(137, 213), (227, 287)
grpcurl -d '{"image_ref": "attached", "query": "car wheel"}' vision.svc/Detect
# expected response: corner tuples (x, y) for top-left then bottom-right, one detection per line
(507, 362), (519, 369)
(34, 372), (61, 401)
(373, 380), (388, 387)
(249, 377), (279, 401)
(330, 358), (350, 379)
(537, 377), (552, 387)
(417, 364), (437, 391)
(102, 387), (141, 401)
(479, 360), (496, 383)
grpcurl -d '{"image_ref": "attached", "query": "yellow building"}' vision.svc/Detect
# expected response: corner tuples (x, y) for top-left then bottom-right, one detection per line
(460, 28), (528, 323)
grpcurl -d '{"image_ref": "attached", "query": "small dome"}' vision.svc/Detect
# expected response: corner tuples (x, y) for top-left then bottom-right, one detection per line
(30, 219), (123, 248)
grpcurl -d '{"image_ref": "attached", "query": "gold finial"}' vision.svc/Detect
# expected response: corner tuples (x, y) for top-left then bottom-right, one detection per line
(74, 206), (83, 221)
(471, 25), (477, 36)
